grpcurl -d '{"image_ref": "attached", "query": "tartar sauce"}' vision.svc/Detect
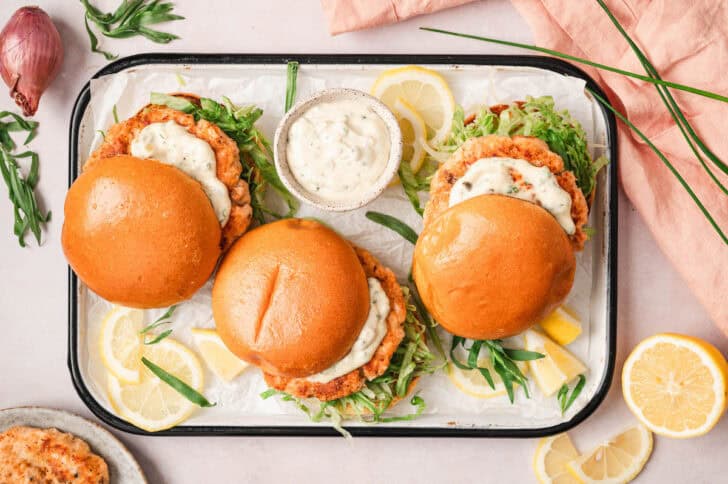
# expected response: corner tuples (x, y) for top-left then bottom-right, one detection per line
(449, 157), (575, 234)
(307, 277), (390, 383)
(286, 99), (391, 203)
(130, 121), (231, 226)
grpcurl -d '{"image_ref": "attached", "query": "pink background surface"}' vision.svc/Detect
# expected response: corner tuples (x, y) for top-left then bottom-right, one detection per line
(0, 1), (725, 482)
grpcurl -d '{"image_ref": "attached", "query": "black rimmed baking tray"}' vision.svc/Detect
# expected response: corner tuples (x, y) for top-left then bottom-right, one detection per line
(68, 54), (617, 437)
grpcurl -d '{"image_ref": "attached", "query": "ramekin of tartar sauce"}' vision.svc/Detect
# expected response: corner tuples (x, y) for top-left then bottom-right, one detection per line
(274, 88), (402, 211)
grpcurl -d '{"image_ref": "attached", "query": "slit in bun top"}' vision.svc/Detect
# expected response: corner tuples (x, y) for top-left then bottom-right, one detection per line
(413, 135), (584, 340)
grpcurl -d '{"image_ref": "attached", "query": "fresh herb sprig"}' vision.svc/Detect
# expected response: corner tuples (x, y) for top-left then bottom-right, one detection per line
(141, 357), (216, 407)
(261, 288), (442, 437)
(557, 374), (586, 414)
(450, 337), (544, 403)
(150, 93), (298, 223)
(139, 305), (176, 345)
(285, 61), (299, 112)
(0, 112), (50, 247)
(365, 211), (418, 244)
(81, 0), (184, 60)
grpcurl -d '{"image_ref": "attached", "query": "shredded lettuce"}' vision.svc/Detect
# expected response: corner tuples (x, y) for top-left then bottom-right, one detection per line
(261, 287), (444, 437)
(440, 96), (607, 196)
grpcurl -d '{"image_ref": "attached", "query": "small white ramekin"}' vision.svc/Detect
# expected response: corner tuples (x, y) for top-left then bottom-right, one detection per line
(273, 88), (402, 212)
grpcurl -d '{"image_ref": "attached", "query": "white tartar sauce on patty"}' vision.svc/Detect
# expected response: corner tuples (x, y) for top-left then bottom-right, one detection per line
(130, 121), (231, 226)
(449, 157), (575, 234)
(307, 277), (390, 383)
(286, 100), (391, 203)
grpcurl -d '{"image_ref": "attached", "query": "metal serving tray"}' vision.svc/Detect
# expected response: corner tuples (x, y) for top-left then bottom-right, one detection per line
(68, 54), (617, 437)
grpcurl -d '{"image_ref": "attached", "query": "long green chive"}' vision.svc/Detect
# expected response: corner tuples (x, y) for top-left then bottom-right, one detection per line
(587, 88), (727, 244)
(365, 211), (419, 244)
(141, 357), (216, 408)
(285, 61), (299, 112)
(594, 0), (728, 190)
(419, 27), (728, 104)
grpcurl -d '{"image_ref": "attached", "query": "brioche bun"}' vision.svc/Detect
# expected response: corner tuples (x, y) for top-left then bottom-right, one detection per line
(212, 219), (371, 378)
(413, 195), (575, 340)
(62, 155), (221, 308)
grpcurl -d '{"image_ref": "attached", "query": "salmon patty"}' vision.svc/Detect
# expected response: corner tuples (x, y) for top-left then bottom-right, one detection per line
(425, 135), (589, 250)
(0, 426), (109, 484)
(264, 246), (406, 401)
(86, 97), (252, 250)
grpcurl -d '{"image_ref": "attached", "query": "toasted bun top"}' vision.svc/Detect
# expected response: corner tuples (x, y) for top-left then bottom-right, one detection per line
(212, 219), (370, 378)
(62, 155), (221, 308)
(413, 195), (575, 340)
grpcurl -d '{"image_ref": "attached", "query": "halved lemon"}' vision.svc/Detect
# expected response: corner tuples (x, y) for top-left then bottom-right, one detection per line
(99, 306), (144, 384)
(393, 98), (427, 174)
(533, 433), (581, 484)
(540, 306), (582, 346)
(622, 333), (728, 438)
(567, 424), (653, 483)
(191, 328), (249, 382)
(108, 338), (204, 432)
(371, 65), (455, 146)
(448, 358), (528, 399)
(525, 329), (587, 397)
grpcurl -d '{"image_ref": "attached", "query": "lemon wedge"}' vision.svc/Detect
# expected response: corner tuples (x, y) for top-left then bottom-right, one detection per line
(540, 306), (582, 346)
(372, 65), (455, 146)
(622, 333), (728, 438)
(99, 306), (144, 384)
(393, 98), (427, 174)
(108, 338), (204, 432)
(567, 424), (653, 483)
(525, 329), (587, 397)
(191, 328), (249, 382)
(448, 358), (528, 399)
(533, 433), (581, 484)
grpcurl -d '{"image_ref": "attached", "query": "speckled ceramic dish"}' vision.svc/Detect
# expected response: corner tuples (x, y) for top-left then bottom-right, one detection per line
(0, 407), (146, 483)
(274, 88), (403, 212)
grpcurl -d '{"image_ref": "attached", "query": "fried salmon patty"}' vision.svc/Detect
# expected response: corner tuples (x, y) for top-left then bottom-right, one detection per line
(85, 97), (252, 250)
(0, 426), (109, 484)
(264, 246), (407, 401)
(425, 135), (589, 250)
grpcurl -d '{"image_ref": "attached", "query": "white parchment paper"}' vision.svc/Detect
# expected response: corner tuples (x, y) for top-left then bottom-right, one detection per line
(78, 63), (611, 430)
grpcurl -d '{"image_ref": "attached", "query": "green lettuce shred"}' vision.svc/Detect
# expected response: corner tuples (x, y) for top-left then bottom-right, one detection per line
(440, 96), (607, 196)
(261, 286), (443, 437)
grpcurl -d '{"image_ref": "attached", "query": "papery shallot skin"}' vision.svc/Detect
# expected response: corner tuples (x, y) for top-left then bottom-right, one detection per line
(0, 7), (64, 116)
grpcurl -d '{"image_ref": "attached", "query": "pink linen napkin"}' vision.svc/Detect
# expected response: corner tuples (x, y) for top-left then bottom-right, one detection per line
(510, 0), (728, 335)
(321, 0), (476, 35)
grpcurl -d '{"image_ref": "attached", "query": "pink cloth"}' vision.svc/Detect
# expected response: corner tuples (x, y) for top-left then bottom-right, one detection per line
(510, 0), (728, 335)
(321, 0), (475, 35)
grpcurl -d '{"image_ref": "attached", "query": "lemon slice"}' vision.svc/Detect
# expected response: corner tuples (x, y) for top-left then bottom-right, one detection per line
(108, 338), (204, 432)
(99, 306), (144, 384)
(393, 98), (427, 174)
(622, 333), (728, 438)
(372, 65), (455, 146)
(540, 306), (582, 346)
(448, 358), (527, 399)
(567, 424), (653, 483)
(191, 328), (249, 382)
(525, 329), (587, 397)
(533, 433), (581, 484)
